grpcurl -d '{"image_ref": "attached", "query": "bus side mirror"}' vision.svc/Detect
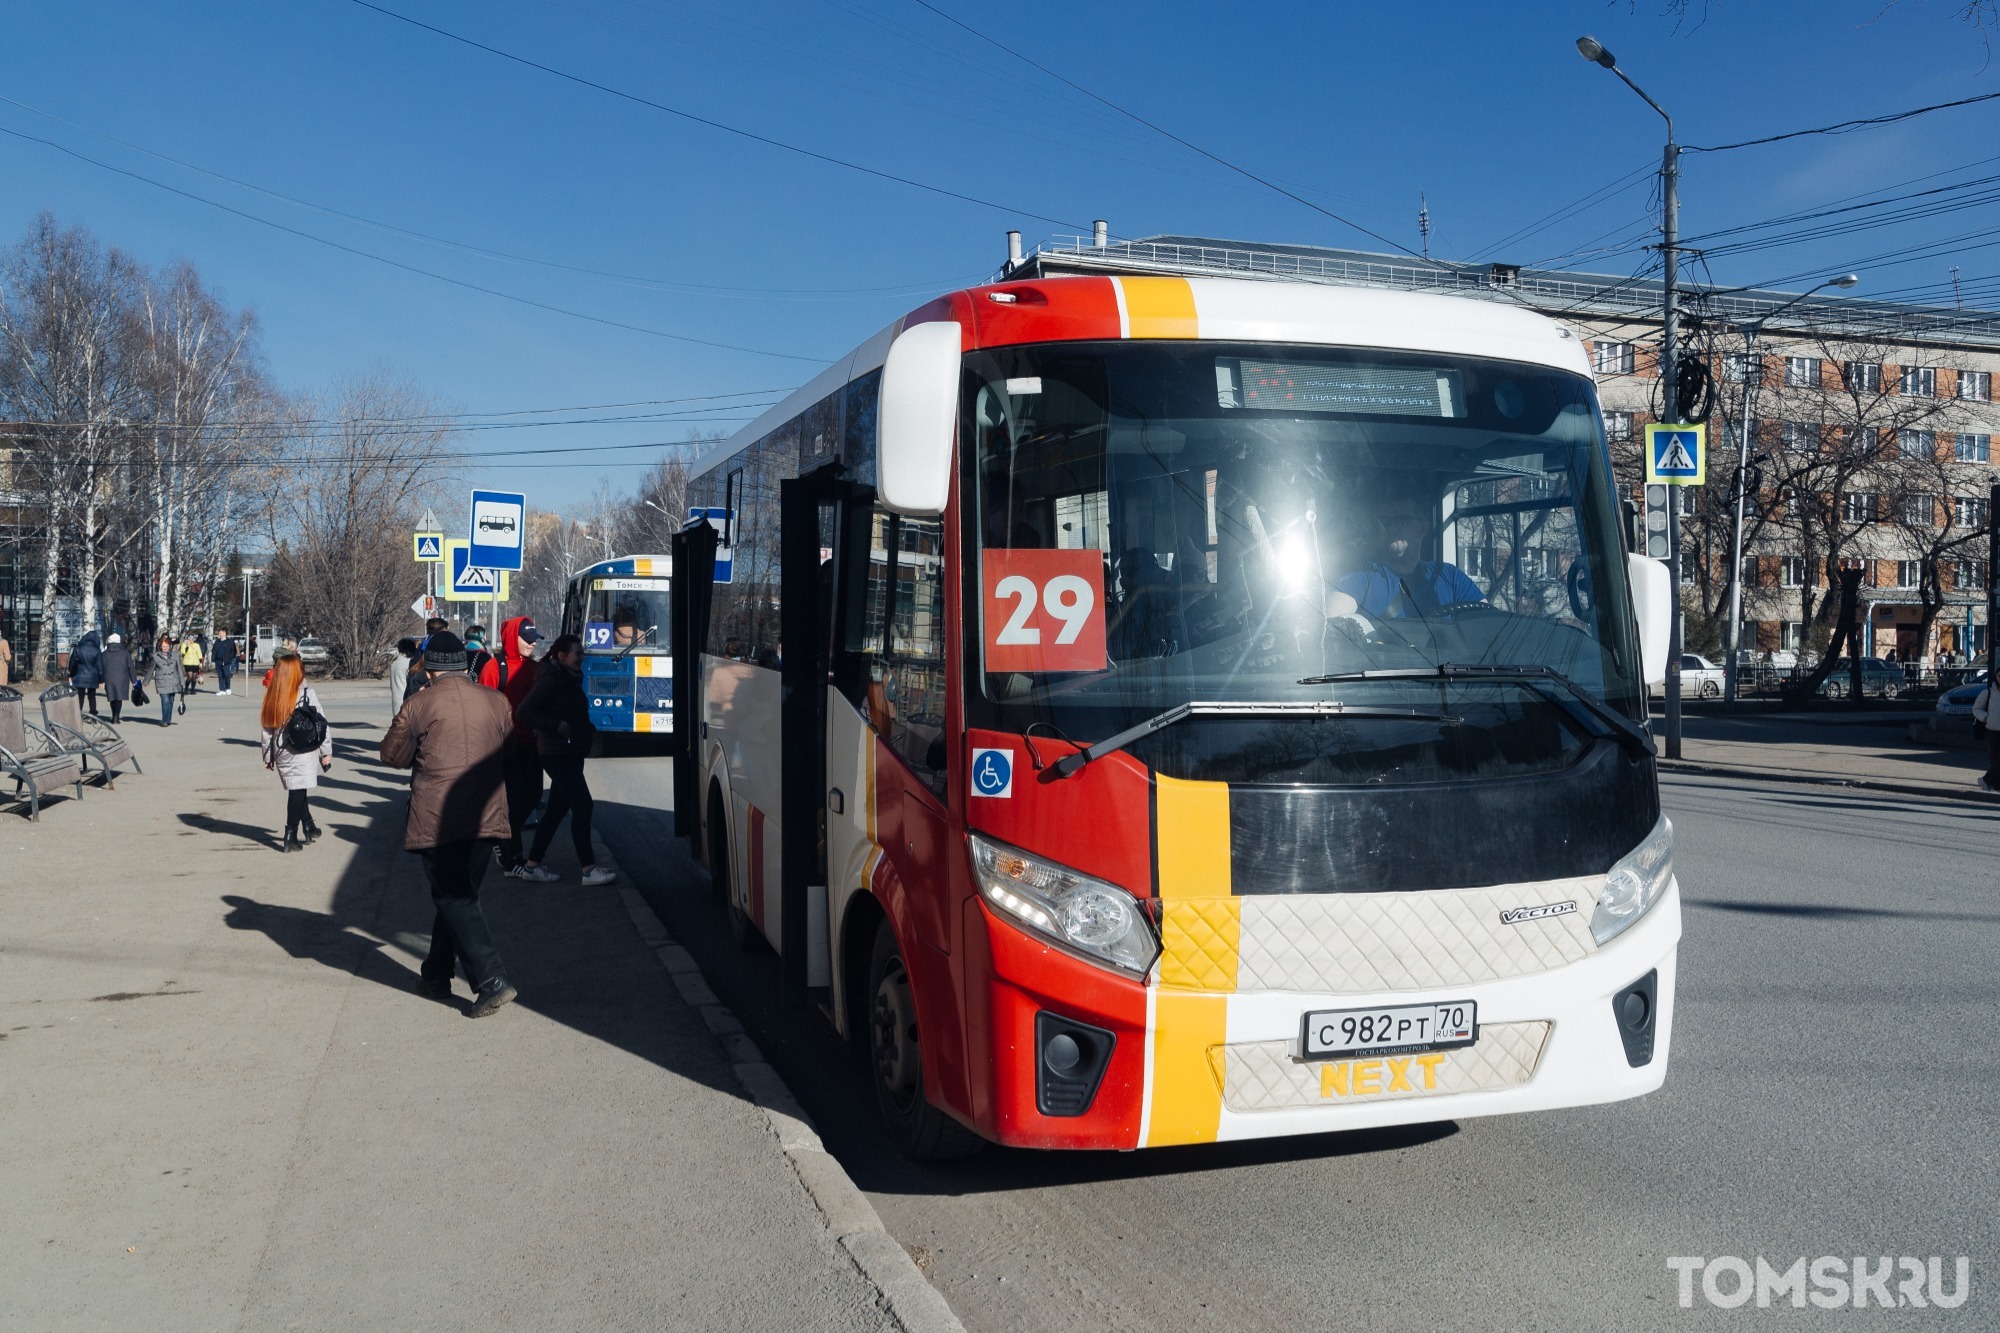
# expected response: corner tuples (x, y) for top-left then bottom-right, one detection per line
(877, 321), (962, 516)
(1627, 552), (1671, 685)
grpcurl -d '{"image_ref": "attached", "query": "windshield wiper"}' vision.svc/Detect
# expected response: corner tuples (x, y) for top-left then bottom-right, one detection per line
(1044, 699), (1460, 782)
(1299, 663), (1654, 759)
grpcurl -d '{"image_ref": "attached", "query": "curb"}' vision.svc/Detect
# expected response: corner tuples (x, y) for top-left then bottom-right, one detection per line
(612, 884), (965, 1333)
(1659, 758), (2000, 806)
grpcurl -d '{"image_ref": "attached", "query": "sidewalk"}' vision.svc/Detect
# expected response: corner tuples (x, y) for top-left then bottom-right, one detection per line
(1661, 707), (1994, 799)
(0, 682), (897, 1331)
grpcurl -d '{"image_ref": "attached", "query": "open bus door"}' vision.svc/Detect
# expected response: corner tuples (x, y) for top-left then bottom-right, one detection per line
(780, 467), (858, 1010)
(669, 517), (717, 843)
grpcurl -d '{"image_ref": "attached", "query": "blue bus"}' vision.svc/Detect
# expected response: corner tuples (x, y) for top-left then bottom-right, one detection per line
(558, 555), (673, 735)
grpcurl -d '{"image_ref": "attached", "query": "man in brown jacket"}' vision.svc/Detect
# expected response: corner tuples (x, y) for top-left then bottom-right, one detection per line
(380, 631), (519, 1017)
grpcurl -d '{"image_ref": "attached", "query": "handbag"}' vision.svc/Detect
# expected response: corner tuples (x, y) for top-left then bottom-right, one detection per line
(132, 682), (148, 706)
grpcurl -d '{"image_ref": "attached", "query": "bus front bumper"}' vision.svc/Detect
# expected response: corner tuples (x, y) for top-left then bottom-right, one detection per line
(964, 882), (1681, 1151)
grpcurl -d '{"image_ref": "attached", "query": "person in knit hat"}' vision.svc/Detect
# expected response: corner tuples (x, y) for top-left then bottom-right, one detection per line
(379, 631), (519, 1017)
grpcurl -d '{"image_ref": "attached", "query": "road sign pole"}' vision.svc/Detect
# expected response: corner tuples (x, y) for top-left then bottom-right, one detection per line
(1660, 133), (1683, 760)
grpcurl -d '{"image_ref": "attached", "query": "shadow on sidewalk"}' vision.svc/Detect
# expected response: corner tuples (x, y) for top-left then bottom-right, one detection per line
(207, 738), (744, 1104)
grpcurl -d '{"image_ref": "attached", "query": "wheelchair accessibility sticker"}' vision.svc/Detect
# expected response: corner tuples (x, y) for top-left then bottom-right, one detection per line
(971, 748), (1014, 798)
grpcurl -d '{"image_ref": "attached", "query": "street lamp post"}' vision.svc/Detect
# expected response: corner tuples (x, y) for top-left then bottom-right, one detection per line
(1721, 274), (1860, 703)
(1577, 35), (1686, 755)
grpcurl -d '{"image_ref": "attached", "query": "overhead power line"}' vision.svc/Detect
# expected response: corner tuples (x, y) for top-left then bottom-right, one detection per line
(345, 0), (1081, 229)
(1690, 90), (2000, 154)
(902, 0), (1429, 261)
(0, 123), (827, 362)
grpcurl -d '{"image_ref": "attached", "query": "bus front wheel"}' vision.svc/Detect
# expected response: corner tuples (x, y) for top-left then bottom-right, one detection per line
(867, 920), (983, 1161)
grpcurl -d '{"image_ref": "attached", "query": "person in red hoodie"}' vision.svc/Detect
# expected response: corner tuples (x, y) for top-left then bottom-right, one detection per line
(494, 615), (545, 874)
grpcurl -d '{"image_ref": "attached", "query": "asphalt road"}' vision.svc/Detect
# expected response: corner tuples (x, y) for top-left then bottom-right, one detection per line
(590, 761), (1999, 1331)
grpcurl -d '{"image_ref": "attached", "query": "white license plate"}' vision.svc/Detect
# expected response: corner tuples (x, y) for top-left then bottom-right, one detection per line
(1300, 1001), (1477, 1059)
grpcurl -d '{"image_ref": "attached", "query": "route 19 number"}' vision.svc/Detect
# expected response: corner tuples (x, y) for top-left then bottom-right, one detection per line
(981, 549), (1107, 674)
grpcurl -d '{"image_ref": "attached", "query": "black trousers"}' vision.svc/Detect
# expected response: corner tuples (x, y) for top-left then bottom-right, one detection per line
(285, 788), (318, 837)
(497, 742), (544, 870)
(78, 686), (99, 716)
(420, 839), (506, 989)
(108, 696), (123, 723)
(528, 753), (593, 867)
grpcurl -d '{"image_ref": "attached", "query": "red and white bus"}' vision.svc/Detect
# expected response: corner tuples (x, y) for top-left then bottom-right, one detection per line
(672, 272), (1680, 1156)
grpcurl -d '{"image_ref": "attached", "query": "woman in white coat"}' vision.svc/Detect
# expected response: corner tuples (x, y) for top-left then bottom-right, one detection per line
(259, 648), (333, 851)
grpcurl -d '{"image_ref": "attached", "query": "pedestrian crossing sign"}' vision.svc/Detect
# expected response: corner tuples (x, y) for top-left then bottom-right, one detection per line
(413, 532), (443, 562)
(445, 539), (511, 599)
(1644, 422), (1706, 486)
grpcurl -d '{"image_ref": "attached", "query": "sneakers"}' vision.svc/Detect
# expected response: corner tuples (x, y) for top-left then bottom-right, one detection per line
(469, 979), (518, 1018)
(416, 973), (454, 1002)
(509, 863), (560, 883)
(579, 866), (618, 887)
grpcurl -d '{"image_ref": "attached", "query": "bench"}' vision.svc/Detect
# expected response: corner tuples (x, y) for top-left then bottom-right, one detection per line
(0, 687), (86, 819)
(39, 684), (141, 788)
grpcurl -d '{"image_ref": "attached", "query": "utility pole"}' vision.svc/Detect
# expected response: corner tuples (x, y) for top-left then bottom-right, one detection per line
(1418, 193), (1431, 261)
(1579, 35), (1683, 755)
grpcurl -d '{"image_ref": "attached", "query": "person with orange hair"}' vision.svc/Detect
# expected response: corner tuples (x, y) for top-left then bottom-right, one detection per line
(258, 648), (333, 852)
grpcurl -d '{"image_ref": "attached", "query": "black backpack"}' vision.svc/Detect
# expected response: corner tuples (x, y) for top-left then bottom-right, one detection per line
(282, 689), (329, 753)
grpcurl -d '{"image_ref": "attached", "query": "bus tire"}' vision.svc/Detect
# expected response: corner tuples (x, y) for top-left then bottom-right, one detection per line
(705, 788), (730, 911)
(867, 919), (983, 1161)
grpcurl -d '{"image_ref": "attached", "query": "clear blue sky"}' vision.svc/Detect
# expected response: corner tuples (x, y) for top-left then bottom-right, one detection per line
(6, 0), (1996, 511)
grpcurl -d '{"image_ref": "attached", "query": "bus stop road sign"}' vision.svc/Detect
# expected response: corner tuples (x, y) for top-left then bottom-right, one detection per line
(1645, 422), (1705, 485)
(469, 489), (525, 572)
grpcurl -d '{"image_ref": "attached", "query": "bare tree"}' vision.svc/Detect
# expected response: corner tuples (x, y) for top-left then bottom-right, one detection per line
(258, 375), (457, 675)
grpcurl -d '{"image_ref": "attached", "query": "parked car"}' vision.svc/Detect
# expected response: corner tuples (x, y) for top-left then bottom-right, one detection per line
(1678, 653), (1725, 698)
(295, 637), (332, 674)
(1818, 657), (1903, 699)
(1935, 670), (1989, 720)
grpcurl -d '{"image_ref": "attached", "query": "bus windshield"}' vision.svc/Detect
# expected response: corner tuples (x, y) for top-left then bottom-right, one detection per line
(584, 578), (670, 653)
(966, 341), (1644, 782)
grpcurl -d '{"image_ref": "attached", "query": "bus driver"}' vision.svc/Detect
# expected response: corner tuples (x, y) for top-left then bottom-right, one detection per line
(1324, 497), (1485, 621)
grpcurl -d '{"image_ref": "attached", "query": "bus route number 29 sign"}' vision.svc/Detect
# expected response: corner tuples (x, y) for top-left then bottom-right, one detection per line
(982, 549), (1107, 673)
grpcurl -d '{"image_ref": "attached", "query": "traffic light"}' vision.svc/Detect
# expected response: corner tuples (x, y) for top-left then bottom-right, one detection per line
(1643, 483), (1672, 560)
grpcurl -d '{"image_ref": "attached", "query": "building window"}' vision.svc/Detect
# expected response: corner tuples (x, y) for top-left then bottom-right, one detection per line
(1785, 356), (1821, 388)
(1844, 362), (1882, 393)
(1782, 621), (1804, 650)
(1781, 556), (1805, 588)
(1727, 416), (1758, 449)
(1603, 409), (1635, 443)
(1740, 555), (1759, 586)
(1841, 492), (1878, 524)
(1782, 420), (1817, 453)
(1902, 493), (1937, 526)
(1847, 424), (1876, 455)
(1593, 341), (1635, 376)
(1955, 495), (1990, 528)
(1895, 560), (1921, 589)
(1959, 370), (1992, 402)
(1953, 558), (1987, 590)
(1724, 352), (1760, 384)
(1956, 433), (1990, 463)
(1899, 429), (1936, 460)
(1838, 556), (1872, 585)
(1899, 365), (1937, 398)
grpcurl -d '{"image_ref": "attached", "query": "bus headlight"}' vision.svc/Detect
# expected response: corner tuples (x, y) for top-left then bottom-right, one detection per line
(969, 834), (1160, 977)
(1592, 814), (1673, 945)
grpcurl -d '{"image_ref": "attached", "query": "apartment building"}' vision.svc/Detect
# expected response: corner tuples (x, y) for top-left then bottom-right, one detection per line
(1016, 234), (2000, 664)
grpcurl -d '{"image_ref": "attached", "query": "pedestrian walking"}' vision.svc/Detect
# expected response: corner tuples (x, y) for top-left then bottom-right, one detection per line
(213, 629), (240, 695)
(258, 649), (333, 852)
(148, 634), (182, 724)
(1975, 674), (2000, 793)
(100, 633), (135, 724)
(405, 616), (449, 696)
(492, 616), (543, 875)
(0, 621), (13, 684)
(389, 637), (417, 718)
(513, 633), (614, 886)
(68, 630), (106, 716)
(180, 635), (205, 702)
(379, 631), (519, 1016)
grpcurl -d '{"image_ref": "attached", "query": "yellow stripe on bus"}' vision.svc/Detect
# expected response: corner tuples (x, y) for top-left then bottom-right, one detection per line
(1146, 773), (1235, 1146)
(1119, 277), (1198, 340)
